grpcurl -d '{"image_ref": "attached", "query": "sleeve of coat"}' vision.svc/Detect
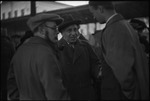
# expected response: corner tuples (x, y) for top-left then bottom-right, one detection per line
(83, 41), (101, 79)
(103, 23), (135, 99)
(37, 46), (70, 100)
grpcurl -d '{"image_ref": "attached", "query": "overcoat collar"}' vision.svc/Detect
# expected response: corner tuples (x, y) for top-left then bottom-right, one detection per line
(27, 36), (57, 52)
(101, 14), (124, 55)
(105, 14), (124, 29)
(58, 38), (84, 64)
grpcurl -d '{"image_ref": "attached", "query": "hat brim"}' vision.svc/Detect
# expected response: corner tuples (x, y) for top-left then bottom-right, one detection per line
(27, 17), (64, 31)
(59, 20), (81, 32)
(37, 18), (63, 26)
(53, 19), (64, 26)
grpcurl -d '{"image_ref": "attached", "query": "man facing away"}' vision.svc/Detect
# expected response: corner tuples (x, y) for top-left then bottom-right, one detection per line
(7, 13), (70, 100)
(89, 1), (149, 100)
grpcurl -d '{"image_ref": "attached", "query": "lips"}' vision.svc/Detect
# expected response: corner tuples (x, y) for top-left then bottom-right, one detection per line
(70, 37), (76, 39)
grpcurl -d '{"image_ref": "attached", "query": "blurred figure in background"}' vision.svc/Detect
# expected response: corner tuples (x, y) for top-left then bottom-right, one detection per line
(17, 30), (34, 48)
(88, 30), (103, 60)
(88, 30), (103, 99)
(11, 34), (21, 50)
(1, 28), (15, 100)
(130, 18), (149, 56)
(78, 32), (87, 41)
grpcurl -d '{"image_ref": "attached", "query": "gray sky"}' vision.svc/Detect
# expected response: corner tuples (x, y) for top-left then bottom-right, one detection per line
(56, 1), (88, 6)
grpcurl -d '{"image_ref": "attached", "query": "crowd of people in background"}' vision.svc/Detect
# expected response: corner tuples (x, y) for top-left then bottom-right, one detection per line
(1, 1), (149, 100)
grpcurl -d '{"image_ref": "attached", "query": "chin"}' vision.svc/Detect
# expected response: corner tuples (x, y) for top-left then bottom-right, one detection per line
(70, 40), (77, 43)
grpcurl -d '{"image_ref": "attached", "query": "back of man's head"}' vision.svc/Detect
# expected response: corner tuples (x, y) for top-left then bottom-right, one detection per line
(89, 1), (114, 10)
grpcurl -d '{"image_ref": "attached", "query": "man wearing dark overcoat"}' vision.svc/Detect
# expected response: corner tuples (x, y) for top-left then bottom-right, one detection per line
(89, 1), (149, 100)
(58, 15), (101, 100)
(7, 13), (70, 100)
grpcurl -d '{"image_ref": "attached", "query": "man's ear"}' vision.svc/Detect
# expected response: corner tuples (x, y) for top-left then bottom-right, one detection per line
(39, 26), (45, 35)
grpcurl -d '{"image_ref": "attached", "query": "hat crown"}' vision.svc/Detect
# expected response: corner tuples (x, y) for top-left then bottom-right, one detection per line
(27, 13), (63, 31)
(130, 19), (147, 29)
(62, 14), (77, 23)
(58, 14), (81, 32)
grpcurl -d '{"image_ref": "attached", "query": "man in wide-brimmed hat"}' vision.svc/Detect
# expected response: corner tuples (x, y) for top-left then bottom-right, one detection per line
(58, 15), (101, 100)
(7, 13), (70, 100)
(59, 15), (82, 43)
(130, 19), (149, 54)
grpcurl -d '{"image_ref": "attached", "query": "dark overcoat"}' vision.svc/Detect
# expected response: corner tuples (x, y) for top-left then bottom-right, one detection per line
(7, 36), (70, 100)
(58, 38), (100, 100)
(101, 14), (149, 100)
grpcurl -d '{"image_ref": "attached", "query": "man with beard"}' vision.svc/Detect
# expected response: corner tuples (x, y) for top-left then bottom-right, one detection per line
(58, 15), (102, 100)
(7, 13), (70, 100)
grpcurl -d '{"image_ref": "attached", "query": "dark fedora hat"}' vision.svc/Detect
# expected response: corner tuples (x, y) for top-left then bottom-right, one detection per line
(59, 14), (81, 32)
(27, 13), (64, 31)
(130, 19), (147, 30)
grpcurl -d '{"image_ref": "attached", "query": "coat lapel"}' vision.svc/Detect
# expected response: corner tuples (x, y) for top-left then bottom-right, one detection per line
(101, 14), (124, 55)
(73, 40), (84, 64)
(105, 14), (124, 29)
(58, 38), (74, 63)
(58, 38), (84, 64)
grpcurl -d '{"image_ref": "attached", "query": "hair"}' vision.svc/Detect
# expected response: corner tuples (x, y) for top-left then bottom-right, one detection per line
(89, 1), (115, 10)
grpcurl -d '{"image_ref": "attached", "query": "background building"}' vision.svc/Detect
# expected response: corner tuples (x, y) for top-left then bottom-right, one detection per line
(1, 1), (72, 20)
(1, 1), (149, 41)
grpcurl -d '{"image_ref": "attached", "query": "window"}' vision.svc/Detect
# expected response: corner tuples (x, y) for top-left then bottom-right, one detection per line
(8, 11), (11, 18)
(43, 10), (47, 12)
(14, 10), (18, 17)
(21, 9), (25, 16)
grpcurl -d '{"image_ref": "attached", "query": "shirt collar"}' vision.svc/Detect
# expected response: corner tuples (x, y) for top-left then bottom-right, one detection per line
(106, 13), (118, 25)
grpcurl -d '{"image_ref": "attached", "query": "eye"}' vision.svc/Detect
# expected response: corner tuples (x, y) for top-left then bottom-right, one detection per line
(67, 29), (72, 33)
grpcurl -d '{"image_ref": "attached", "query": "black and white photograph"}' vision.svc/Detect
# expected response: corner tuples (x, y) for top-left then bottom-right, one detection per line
(1, 1), (149, 100)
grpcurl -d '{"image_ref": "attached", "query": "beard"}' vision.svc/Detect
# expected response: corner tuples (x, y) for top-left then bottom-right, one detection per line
(45, 31), (53, 43)
(45, 31), (58, 44)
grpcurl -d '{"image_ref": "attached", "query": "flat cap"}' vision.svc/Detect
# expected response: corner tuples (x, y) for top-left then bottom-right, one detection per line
(27, 13), (64, 31)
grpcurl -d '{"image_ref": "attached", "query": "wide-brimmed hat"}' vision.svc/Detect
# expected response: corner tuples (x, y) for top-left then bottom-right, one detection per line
(59, 14), (81, 32)
(27, 13), (64, 31)
(130, 19), (147, 30)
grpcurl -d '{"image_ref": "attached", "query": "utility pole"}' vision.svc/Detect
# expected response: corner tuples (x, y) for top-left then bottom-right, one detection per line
(30, 1), (36, 16)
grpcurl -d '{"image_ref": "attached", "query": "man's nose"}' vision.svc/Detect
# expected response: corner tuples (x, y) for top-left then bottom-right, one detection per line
(71, 31), (77, 36)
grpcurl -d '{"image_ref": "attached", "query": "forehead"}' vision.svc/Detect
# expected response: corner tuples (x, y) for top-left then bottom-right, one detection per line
(45, 21), (57, 26)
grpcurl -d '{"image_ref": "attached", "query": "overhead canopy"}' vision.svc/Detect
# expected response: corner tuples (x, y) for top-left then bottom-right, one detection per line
(1, 1), (149, 29)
